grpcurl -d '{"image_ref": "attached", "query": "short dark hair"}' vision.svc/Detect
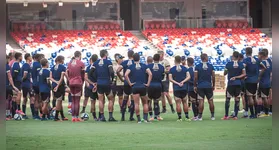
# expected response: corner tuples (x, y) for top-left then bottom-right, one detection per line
(153, 54), (160, 62)
(133, 53), (140, 61)
(74, 51), (82, 58)
(40, 58), (49, 67)
(261, 48), (268, 57)
(6, 55), (9, 64)
(14, 52), (22, 60)
(24, 53), (31, 60)
(91, 54), (98, 62)
(238, 53), (244, 59)
(100, 50), (108, 58)
(187, 57), (194, 66)
(258, 51), (265, 57)
(174, 56), (181, 64)
(8, 52), (14, 58)
(33, 54), (39, 60)
(245, 47), (252, 55)
(128, 50), (134, 58)
(200, 53), (208, 61)
(55, 55), (64, 63)
(232, 51), (239, 59)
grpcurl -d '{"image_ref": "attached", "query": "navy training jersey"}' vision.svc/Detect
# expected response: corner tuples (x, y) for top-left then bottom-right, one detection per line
(50, 64), (66, 88)
(93, 59), (113, 86)
(243, 57), (261, 83)
(259, 59), (272, 88)
(169, 65), (188, 91)
(195, 62), (214, 88)
(147, 63), (164, 86)
(39, 68), (51, 93)
(31, 61), (41, 87)
(11, 62), (22, 83)
(21, 63), (32, 88)
(120, 59), (134, 85)
(225, 61), (245, 86)
(85, 64), (96, 89)
(6, 64), (10, 87)
(187, 66), (195, 92)
(127, 63), (149, 88)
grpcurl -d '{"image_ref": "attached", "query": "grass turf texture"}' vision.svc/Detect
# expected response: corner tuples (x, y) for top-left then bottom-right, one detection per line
(6, 95), (272, 150)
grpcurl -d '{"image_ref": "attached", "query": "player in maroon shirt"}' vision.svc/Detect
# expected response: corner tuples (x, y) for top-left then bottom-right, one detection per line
(67, 51), (85, 122)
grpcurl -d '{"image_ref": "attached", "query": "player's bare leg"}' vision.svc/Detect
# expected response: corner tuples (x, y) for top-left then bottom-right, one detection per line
(132, 94), (142, 123)
(108, 92), (117, 121)
(269, 89), (272, 115)
(208, 98), (215, 120)
(98, 93), (105, 121)
(141, 95), (149, 123)
(175, 97), (182, 121)
(81, 97), (89, 114)
(198, 99), (204, 121)
(121, 95), (129, 121)
(148, 99), (153, 120)
(165, 92), (175, 113)
(182, 97), (190, 121)
(91, 99), (97, 120)
(118, 95), (123, 111)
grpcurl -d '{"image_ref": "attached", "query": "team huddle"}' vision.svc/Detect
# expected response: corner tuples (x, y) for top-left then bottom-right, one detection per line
(5, 47), (272, 123)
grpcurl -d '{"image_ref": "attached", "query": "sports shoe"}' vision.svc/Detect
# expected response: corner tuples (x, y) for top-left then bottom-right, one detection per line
(22, 115), (29, 120)
(16, 110), (25, 115)
(192, 117), (198, 121)
(211, 117), (215, 121)
(72, 118), (76, 122)
(198, 117), (203, 121)
(221, 116), (230, 120)
(99, 117), (106, 122)
(185, 118), (191, 122)
(76, 118), (84, 122)
(149, 117), (154, 121)
(137, 121), (142, 124)
(54, 118), (61, 121)
(172, 109), (176, 114)
(232, 117), (238, 120)
(68, 110), (72, 115)
(129, 118), (135, 121)
(249, 115), (256, 119)
(62, 117), (69, 121)
(6, 117), (10, 121)
(144, 120), (151, 123)
(41, 118), (47, 121)
(161, 109), (167, 114)
(269, 112), (272, 115)
(157, 116), (163, 121)
(259, 114), (269, 118)
(108, 117), (117, 122)
(68, 105), (71, 109)
(94, 118), (98, 121)
(121, 117), (125, 121)
(242, 115), (248, 118)
(177, 119), (182, 122)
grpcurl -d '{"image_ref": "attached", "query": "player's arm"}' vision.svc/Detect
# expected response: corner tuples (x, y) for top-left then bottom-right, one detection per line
(7, 70), (18, 91)
(145, 68), (152, 87)
(258, 62), (267, 81)
(212, 70), (215, 90)
(85, 69), (95, 86)
(124, 69), (133, 86)
(22, 66), (28, 82)
(194, 71), (198, 88)
(223, 65), (228, 76)
(181, 72), (191, 84)
(169, 74), (180, 85)
(12, 64), (20, 80)
(161, 67), (165, 80)
(108, 64), (115, 83)
(116, 65), (124, 82)
(49, 71), (58, 84)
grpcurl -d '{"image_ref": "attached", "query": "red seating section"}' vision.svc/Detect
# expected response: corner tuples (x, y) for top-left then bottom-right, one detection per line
(144, 20), (176, 29)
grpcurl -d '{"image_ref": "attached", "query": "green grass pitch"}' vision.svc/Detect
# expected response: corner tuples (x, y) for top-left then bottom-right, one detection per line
(6, 94), (272, 150)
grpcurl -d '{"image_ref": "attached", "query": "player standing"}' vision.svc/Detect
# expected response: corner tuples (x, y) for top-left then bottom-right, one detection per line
(38, 58), (51, 121)
(93, 50), (117, 122)
(194, 53), (215, 121)
(158, 51), (175, 113)
(243, 47), (266, 119)
(169, 56), (191, 121)
(21, 53), (35, 119)
(67, 51), (85, 122)
(117, 50), (135, 121)
(125, 53), (152, 123)
(146, 56), (155, 119)
(222, 51), (246, 120)
(147, 54), (164, 121)
(50, 56), (68, 121)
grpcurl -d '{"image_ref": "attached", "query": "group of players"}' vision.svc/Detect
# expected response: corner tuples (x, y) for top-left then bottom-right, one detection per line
(5, 47), (272, 123)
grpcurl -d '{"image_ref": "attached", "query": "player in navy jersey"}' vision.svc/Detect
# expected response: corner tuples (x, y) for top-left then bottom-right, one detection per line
(158, 51), (175, 114)
(181, 56), (191, 112)
(11, 52), (24, 116)
(39, 58), (51, 121)
(117, 50), (135, 121)
(125, 53), (152, 123)
(21, 53), (35, 119)
(31, 54), (44, 120)
(258, 51), (272, 117)
(6, 55), (19, 120)
(194, 53), (215, 121)
(146, 56), (154, 119)
(147, 54), (164, 121)
(93, 50), (116, 122)
(222, 51), (246, 120)
(187, 57), (199, 120)
(83, 54), (99, 120)
(243, 47), (266, 119)
(169, 56), (191, 121)
(50, 56), (68, 121)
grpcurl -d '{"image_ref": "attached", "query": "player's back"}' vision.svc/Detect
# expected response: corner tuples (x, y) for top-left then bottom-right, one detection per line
(195, 62), (214, 88)
(148, 63), (164, 86)
(31, 61), (41, 87)
(121, 59), (134, 74)
(51, 64), (66, 87)
(259, 59), (272, 88)
(11, 61), (22, 82)
(187, 66), (195, 92)
(93, 59), (112, 85)
(226, 61), (244, 85)
(21, 63), (31, 88)
(170, 65), (188, 91)
(243, 57), (260, 83)
(67, 59), (85, 80)
(39, 68), (50, 93)
(128, 63), (148, 88)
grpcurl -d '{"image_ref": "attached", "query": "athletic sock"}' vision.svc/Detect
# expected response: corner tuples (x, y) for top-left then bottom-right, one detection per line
(52, 99), (56, 108)
(154, 101), (160, 117)
(163, 106), (166, 110)
(121, 100), (127, 119)
(225, 99), (230, 117)
(55, 110), (59, 119)
(244, 94), (249, 112)
(198, 113), (203, 119)
(211, 112), (214, 118)
(98, 112), (101, 119)
(254, 104), (258, 116)
(92, 112), (96, 119)
(270, 105), (272, 112)
(12, 101), (16, 117)
(264, 107), (269, 115)
(100, 113), (104, 119)
(249, 105), (255, 116)
(191, 103), (197, 117)
(109, 112), (113, 118)
(129, 100), (135, 119)
(177, 112), (182, 119)
(149, 111), (153, 117)
(234, 101), (240, 117)
(60, 110), (65, 118)
(188, 103), (191, 108)
(82, 107), (86, 112)
(260, 105), (264, 112)
(143, 113), (148, 120)
(170, 104), (174, 111)
(30, 104), (35, 117)
(17, 104), (21, 110)
(257, 105), (262, 115)
(185, 112), (189, 119)
(22, 105), (26, 115)
(42, 114), (46, 119)
(137, 115), (141, 122)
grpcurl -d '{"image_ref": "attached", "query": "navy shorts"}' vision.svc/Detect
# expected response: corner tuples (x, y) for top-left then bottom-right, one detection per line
(174, 90), (187, 99)
(148, 85), (162, 100)
(188, 91), (197, 102)
(14, 81), (22, 91)
(112, 85), (124, 96)
(22, 87), (34, 98)
(258, 87), (270, 98)
(6, 86), (13, 99)
(132, 87), (147, 96)
(40, 92), (50, 102)
(52, 84), (65, 100)
(124, 84), (132, 95)
(33, 86), (40, 94)
(161, 81), (169, 92)
(245, 83), (258, 96)
(97, 84), (112, 96)
(197, 88), (213, 100)
(226, 85), (241, 98)
(84, 87), (98, 100)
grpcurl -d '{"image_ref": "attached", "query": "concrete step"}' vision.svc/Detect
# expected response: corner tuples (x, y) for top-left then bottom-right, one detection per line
(130, 30), (161, 52)
(6, 34), (23, 50)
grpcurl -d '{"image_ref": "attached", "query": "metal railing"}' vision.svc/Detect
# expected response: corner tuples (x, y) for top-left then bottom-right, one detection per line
(10, 20), (125, 31)
(142, 17), (253, 30)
